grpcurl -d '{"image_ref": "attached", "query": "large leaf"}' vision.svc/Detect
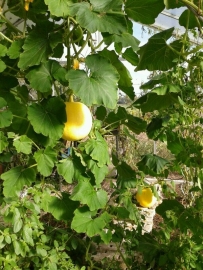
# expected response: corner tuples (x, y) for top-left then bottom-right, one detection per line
(34, 146), (57, 177)
(105, 106), (147, 134)
(179, 9), (203, 29)
(99, 49), (135, 100)
(71, 206), (111, 237)
(140, 74), (168, 90)
(84, 131), (110, 167)
(26, 60), (64, 93)
(103, 33), (140, 52)
(0, 132), (8, 153)
(116, 160), (138, 189)
(1, 166), (36, 197)
(136, 28), (182, 71)
(70, 2), (127, 34)
(133, 92), (179, 113)
(87, 159), (108, 186)
(66, 54), (119, 109)
(7, 40), (24, 59)
(18, 29), (52, 70)
(125, 0), (165, 24)
(137, 154), (169, 176)
(164, 0), (184, 9)
(13, 135), (33, 154)
(41, 192), (79, 221)
(27, 97), (66, 140)
(122, 48), (139, 66)
(90, 0), (123, 12)
(0, 97), (13, 128)
(146, 117), (166, 139)
(70, 180), (108, 211)
(45, 0), (73, 17)
(8, 102), (28, 133)
(156, 199), (184, 219)
(56, 158), (75, 184)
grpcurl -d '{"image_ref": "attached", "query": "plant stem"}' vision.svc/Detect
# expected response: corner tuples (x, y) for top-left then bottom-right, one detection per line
(53, 81), (60, 96)
(0, 32), (13, 43)
(76, 31), (91, 57)
(66, 17), (71, 71)
(0, 12), (23, 34)
(12, 115), (27, 120)
(0, 0), (6, 8)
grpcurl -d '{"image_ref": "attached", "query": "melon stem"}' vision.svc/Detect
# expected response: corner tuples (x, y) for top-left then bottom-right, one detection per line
(69, 95), (74, 102)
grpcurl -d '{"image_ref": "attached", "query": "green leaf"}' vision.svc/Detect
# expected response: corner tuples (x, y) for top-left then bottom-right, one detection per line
(0, 60), (6, 73)
(103, 32), (140, 52)
(136, 28), (181, 71)
(0, 153), (12, 163)
(95, 106), (107, 121)
(34, 146), (57, 177)
(36, 244), (47, 257)
(66, 54), (119, 109)
(122, 47), (139, 66)
(5, 235), (11, 244)
(140, 74), (168, 90)
(133, 92), (179, 113)
(87, 159), (108, 186)
(70, 180), (108, 211)
(18, 29), (52, 70)
(13, 135), (33, 154)
(179, 9), (202, 29)
(13, 240), (25, 256)
(0, 44), (7, 57)
(7, 40), (24, 59)
(152, 84), (181, 95)
(125, 0), (165, 24)
(26, 60), (64, 93)
(99, 49), (135, 100)
(105, 106), (147, 134)
(84, 132), (110, 167)
(164, 0), (183, 9)
(23, 224), (34, 246)
(2, 166), (36, 197)
(121, 194), (140, 221)
(137, 154), (169, 176)
(100, 229), (112, 244)
(8, 102), (28, 133)
(27, 97), (66, 140)
(41, 192), (79, 221)
(0, 97), (13, 128)
(45, 0), (73, 17)
(116, 160), (138, 189)
(147, 117), (165, 139)
(0, 132), (8, 153)
(90, 0), (123, 11)
(0, 75), (18, 90)
(56, 158), (74, 184)
(156, 199), (184, 219)
(13, 208), (23, 233)
(70, 2), (127, 34)
(71, 206), (111, 237)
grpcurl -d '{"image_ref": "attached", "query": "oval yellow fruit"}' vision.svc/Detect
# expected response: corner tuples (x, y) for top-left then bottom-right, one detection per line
(62, 98), (92, 141)
(135, 187), (157, 208)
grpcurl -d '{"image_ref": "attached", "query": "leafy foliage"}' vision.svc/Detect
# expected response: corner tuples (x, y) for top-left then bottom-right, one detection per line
(1, 0), (203, 268)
